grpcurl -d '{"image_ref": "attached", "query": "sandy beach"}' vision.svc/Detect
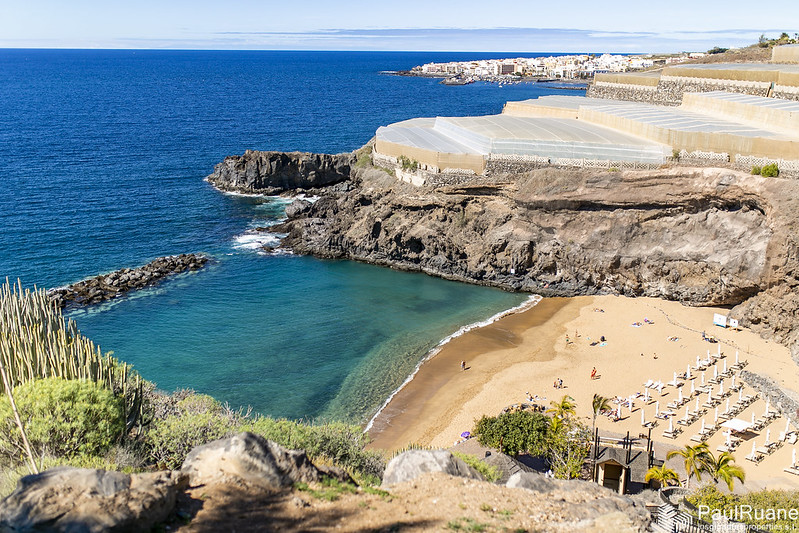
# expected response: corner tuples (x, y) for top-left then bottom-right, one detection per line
(368, 294), (799, 491)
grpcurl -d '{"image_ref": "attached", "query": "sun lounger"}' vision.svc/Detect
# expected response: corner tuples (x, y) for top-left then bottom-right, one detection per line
(784, 466), (799, 476)
(746, 453), (764, 463)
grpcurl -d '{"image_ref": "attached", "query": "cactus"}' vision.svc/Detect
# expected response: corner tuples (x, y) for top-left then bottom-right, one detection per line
(1, 278), (142, 432)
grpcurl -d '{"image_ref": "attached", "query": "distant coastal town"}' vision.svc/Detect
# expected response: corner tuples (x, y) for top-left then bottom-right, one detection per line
(397, 52), (708, 85)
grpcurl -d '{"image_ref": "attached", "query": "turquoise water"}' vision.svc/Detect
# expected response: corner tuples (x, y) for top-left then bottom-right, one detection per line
(0, 50), (573, 423)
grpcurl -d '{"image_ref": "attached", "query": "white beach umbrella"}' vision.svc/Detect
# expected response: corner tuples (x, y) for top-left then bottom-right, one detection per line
(786, 418), (791, 435)
(655, 401), (660, 417)
(707, 349), (711, 361)
(718, 344), (721, 356)
(766, 429), (771, 446)
(641, 407), (646, 426)
(691, 381), (696, 395)
(751, 440), (757, 458)
(695, 398), (700, 412)
(687, 364), (691, 379)
(644, 388), (650, 403)
(793, 448), (797, 468)
(707, 391), (712, 405)
(701, 372), (705, 385)
(752, 411), (756, 425)
(723, 359), (727, 373)
(714, 365), (718, 379)
(766, 397), (770, 413)
(719, 381), (724, 396)
(673, 371), (678, 385)
(668, 417), (673, 433)
(739, 388), (744, 402)
(628, 395), (634, 411)
(684, 405), (690, 421)
(731, 375), (736, 388)
(696, 355), (701, 368)
(701, 419), (706, 433)
(679, 388), (684, 403)
(714, 407), (719, 423)
(726, 398), (731, 414)
(726, 432), (732, 447)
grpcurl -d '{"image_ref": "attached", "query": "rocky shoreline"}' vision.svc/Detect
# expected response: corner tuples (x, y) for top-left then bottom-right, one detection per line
(48, 253), (209, 309)
(207, 148), (799, 359)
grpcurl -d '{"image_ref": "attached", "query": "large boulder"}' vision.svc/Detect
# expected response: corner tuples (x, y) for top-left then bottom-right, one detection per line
(381, 450), (482, 487)
(507, 472), (651, 532)
(0, 467), (186, 533)
(181, 432), (349, 489)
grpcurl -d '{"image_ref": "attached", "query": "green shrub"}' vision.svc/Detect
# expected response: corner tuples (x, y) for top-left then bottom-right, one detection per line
(243, 417), (385, 480)
(144, 393), (238, 469)
(761, 163), (779, 177)
(397, 155), (419, 172)
(452, 452), (501, 482)
(0, 377), (124, 461)
(473, 410), (549, 457)
(687, 485), (799, 529)
(751, 165), (762, 175)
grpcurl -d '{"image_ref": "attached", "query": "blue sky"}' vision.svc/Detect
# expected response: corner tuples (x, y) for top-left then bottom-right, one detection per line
(1, 0), (797, 52)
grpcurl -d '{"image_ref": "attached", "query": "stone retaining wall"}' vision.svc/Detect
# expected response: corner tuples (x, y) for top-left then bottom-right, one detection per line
(740, 370), (799, 430)
(587, 76), (774, 106)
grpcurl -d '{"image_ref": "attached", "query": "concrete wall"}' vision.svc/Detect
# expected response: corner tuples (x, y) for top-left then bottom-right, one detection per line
(681, 92), (799, 134)
(578, 107), (799, 161)
(502, 101), (579, 118)
(773, 44), (799, 63)
(593, 73), (660, 86)
(374, 139), (486, 174)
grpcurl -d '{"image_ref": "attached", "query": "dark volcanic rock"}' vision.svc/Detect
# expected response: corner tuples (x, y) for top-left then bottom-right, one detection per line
(48, 253), (209, 309)
(207, 150), (353, 194)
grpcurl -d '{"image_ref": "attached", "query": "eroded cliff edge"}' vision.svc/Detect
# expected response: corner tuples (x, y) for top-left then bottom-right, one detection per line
(209, 150), (799, 355)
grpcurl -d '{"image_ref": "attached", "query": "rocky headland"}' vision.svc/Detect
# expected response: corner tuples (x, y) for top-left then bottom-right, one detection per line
(206, 150), (353, 194)
(209, 149), (799, 357)
(48, 253), (209, 309)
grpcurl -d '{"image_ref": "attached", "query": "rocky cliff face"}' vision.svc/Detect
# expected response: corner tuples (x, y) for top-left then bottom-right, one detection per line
(207, 150), (353, 194)
(209, 151), (799, 353)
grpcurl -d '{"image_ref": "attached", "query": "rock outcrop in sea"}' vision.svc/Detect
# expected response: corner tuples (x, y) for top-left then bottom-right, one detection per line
(48, 253), (208, 309)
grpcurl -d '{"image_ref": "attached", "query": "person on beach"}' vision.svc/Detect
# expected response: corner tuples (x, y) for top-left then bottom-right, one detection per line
(460, 360), (466, 371)
(591, 367), (597, 379)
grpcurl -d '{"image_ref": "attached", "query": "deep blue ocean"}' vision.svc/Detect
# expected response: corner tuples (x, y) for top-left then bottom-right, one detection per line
(0, 50), (583, 423)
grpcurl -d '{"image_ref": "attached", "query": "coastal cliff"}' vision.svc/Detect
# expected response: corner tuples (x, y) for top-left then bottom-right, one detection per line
(207, 150), (353, 194)
(209, 152), (799, 352)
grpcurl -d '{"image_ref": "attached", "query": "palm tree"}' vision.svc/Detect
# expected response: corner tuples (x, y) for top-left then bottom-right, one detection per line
(589, 394), (612, 479)
(667, 442), (710, 488)
(591, 394), (612, 435)
(547, 395), (577, 420)
(645, 465), (680, 488)
(704, 451), (746, 491)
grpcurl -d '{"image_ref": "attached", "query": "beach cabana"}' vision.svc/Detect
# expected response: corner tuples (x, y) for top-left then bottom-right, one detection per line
(722, 418), (750, 433)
